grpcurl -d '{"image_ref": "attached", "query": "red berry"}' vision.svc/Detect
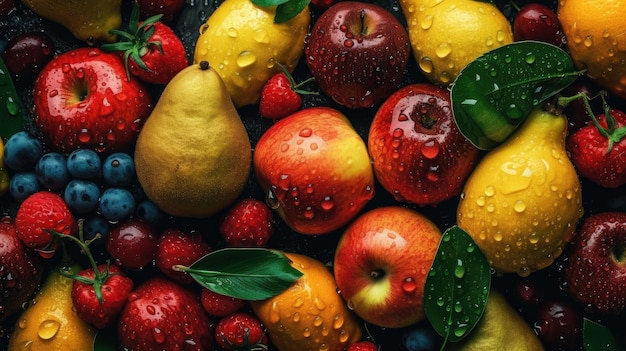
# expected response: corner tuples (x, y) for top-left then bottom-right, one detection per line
(259, 72), (303, 120)
(156, 228), (212, 284)
(136, 0), (185, 24)
(105, 219), (158, 270)
(71, 263), (134, 329)
(219, 198), (274, 248)
(513, 3), (565, 46)
(532, 298), (583, 350)
(15, 191), (78, 252)
(347, 340), (378, 351)
(2, 31), (55, 84)
(214, 312), (268, 350)
(200, 288), (246, 318)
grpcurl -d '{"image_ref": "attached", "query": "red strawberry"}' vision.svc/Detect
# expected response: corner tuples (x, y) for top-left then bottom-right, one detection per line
(32, 47), (152, 154)
(347, 341), (378, 351)
(101, 5), (188, 85)
(259, 63), (317, 120)
(71, 263), (134, 329)
(0, 216), (43, 323)
(200, 288), (246, 318)
(156, 228), (212, 284)
(218, 198), (275, 248)
(567, 107), (626, 188)
(136, 0), (185, 24)
(118, 277), (214, 351)
(15, 191), (77, 252)
(214, 312), (268, 350)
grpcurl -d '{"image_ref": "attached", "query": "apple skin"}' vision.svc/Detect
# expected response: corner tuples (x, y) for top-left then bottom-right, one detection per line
(304, 1), (410, 109)
(253, 107), (375, 235)
(333, 206), (442, 328)
(368, 83), (480, 206)
(564, 212), (626, 315)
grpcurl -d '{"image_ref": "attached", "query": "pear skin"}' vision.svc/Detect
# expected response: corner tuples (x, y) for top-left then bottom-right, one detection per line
(21, 0), (122, 44)
(134, 61), (252, 219)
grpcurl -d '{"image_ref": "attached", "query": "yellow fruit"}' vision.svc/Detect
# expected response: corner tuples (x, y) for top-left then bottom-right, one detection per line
(20, 0), (122, 44)
(250, 252), (363, 351)
(450, 289), (545, 351)
(8, 265), (96, 351)
(558, 0), (626, 99)
(134, 61), (251, 218)
(193, 0), (310, 107)
(399, 0), (513, 86)
(457, 106), (583, 276)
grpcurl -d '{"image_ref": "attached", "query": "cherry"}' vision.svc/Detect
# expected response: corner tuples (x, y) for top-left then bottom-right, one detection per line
(513, 3), (565, 47)
(532, 298), (583, 351)
(562, 77), (603, 136)
(511, 276), (546, 307)
(1, 31), (55, 84)
(105, 219), (158, 270)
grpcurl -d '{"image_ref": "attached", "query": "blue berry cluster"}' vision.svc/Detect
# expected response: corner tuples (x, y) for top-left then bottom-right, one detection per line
(3, 131), (163, 236)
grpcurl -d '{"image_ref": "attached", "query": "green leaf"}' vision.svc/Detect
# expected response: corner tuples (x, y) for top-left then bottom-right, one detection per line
(451, 41), (582, 150)
(180, 248), (303, 300)
(0, 57), (26, 140)
(424, 226), (491, 346)
(274, 0), (310, 23)
(583, 318), (619, 351)
(93, 329), (118, 351)
(250, 0), (290, 7)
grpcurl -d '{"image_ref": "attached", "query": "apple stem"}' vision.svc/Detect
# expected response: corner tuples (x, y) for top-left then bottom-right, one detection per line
(612, 242), (626, 263)
(359, 9), (368, 34)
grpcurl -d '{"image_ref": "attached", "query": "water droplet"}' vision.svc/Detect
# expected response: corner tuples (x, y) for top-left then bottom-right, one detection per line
(332, 314), (344, 329)
(421, 15), (433, 29)
(302, 327), (311, 337)
(466, 244), (475, 253)
(435, 43), (452, 58)
(583, 35), (593, 47)
(484, 185), (495, 197)
(18, 318), (27, 329)
(436, 297), (445, 306)
(454, 261), (465, 279)
(421, 139), (440, 159)
(313, 316), (323, 327)
(152, 327), (166, 344)
(401, 277), (418, 293)
(265, 188), (280, 210)
(227, 27), (238, 38)
(253, 29), (269, 44)
(321, 196), (334, 211)
(514, 200), (526, 213)
(37, 319), (60, 340)
(236, 51), (256, 68)
(419, 57), (434, 74)
(525, 53), (536, 64)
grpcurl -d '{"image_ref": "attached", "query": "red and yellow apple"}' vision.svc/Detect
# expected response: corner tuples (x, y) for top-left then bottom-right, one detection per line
(253, 107), (375, 235)
(333, 206), (442, 328)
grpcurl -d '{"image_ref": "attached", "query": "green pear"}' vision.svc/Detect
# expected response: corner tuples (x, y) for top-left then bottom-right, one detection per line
(134, 61), (252, 219)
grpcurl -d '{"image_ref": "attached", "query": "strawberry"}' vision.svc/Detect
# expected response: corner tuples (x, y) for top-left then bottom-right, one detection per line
(347, 341), (378, 351)
(218, 198), (275, 248)
(101, 4), (188, 85)
(0, 216), (43, 323)
(117, 277), (214, 351)
(201, 288), (247, 318)
(259, 63), (317, 120)
(567, 107), (626, 188)
(71, 263), (134, 329)
(156, 228), (212, 284)
(214, 312), (268, 350)
(15, 191), (78, 252)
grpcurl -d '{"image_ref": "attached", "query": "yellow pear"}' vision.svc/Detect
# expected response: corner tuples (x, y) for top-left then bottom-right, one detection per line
(134, 61), (252, 218)
(8, 265), (96, 351)
(450, 289), (545, 351)
(457, 106), (584, 276)
(20, 0), (122, 44)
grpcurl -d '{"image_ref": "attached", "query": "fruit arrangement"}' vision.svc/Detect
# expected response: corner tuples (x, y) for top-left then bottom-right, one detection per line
(1, 0), (626, 350)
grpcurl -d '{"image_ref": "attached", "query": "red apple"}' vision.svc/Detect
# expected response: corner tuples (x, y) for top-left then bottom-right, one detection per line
(32, 47), (153, 154)
(253, 107), (375, 235)
(368, 83), (480, 206)
(333, 206), (442, 328)
(564, 212), (626, 315)
(304, 1), (410, 109)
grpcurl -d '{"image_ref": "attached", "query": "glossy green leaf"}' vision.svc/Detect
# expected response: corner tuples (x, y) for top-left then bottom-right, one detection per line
(250, 0), (290, 7)
(274, 0), (310, 23)
(0, 57), (26, 141)
(583, 318), (619, 351)
(179, 248), (303, 301)
(424, 226), (491, 345)
(451, 41), (582, 150)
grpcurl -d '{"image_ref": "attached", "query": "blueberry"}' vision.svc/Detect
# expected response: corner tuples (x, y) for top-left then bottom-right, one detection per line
(403, 326), (438, 351)
(3, 131), (43, 171)
(67, 149), (102, 179)
(10, 172), (41, 202)
(102, 152), (135, 187)
(36, 152), (70, 190)
(135, 199), (164, 224)
(82, 215), (111, 243)
(99, 187), (136, 222)
(64, 179), (101, 215)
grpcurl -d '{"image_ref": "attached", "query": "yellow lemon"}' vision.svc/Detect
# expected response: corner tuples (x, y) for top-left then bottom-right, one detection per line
(558, 0), (626, 99)
(399, 0), (513, 86)
(193, 0), (310, 107)
(457, 106), (583, 276)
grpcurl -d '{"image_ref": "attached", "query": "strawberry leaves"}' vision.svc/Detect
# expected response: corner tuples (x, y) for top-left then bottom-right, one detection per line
(424, 226), (491, 348)
(583, 318), (619, 351)
(451, 41), (582, 150)
(174, 248), (303, 300)
(250, 0), (309, 23)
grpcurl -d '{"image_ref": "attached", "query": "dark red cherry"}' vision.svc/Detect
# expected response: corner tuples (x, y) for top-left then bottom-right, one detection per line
(2, 31), (55, 83)
(513, 3), (566, 47)
(562, 77), (603, 136)
(105, 219), (158, 270)
(533, 298), (583, 351)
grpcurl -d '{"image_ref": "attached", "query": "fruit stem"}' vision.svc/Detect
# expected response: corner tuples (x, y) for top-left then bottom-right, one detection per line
(359, 9), (368, 34)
